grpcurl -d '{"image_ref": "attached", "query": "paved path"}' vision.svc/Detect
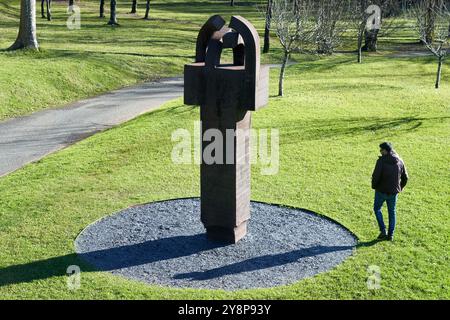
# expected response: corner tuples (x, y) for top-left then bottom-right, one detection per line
(388, 43), (433, 58)
(0, 77), (183, 177)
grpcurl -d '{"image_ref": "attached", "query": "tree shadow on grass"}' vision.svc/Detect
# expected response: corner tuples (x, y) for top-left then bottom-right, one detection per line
(3, 48), (193, 60)
(282, 116), (450, 143)
(294, 57), (357, 73)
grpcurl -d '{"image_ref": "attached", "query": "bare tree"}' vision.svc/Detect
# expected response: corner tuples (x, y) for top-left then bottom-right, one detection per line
(108, 0), (119, 25)
(131, 0), (138, 14)
(411, 0), (449, 88)
(361, 0), (402, 52)
(47, 0), (52, 21)
(263, 0), (274, 53)
(270, 0), (316, 96)
(100, 0), (105, 18)
(313, 0), (349, 54)
(8, 0), (39, 51)
(420, 0), (447, 43)
(144, 0), (151, 20)
(41, 0), (52, 21)
(347, 0), (404, 55)
(349, 0), (375, 62)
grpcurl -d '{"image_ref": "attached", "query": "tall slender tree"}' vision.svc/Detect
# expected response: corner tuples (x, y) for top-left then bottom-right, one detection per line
(270, 0), (316, 96)
(349, 0), (371, 63)
(421, 0), (447, 43)
(131, 0), (138, 14)
(108, 0), (119, 25)
(8, 0), (39, 51)
(313, 0), (349, 54)
(68, 0), (74, 13)
(45, 0), (52, 21)
(144, 0), (151, 20)
(263, 0), (273, 53)
(41, 0), (46, 18)
(411, 0), (449, 88)
(100, 0), (105, 18)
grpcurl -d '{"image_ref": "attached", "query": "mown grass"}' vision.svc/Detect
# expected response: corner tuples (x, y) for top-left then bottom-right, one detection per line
(0, 51), (448, 299)
(0, 0), (287, 120)
(0, 0), (424, 121)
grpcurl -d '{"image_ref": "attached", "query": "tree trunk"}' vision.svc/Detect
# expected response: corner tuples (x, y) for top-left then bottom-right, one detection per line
(41, 0), (52, 20)
(144, 0), (151, 20)
(8, 0), (39, 51)
(108, 0), (119, 25)
(362, 29), (379, 52)
(425, 0), (437, 43)
(278, 51), (289, 97)
(357, 29), (364, 63)
(263, 0), (273, 54)
(46, 0), (52, 21)
(130, 0), (137, 14)
(100, 0), (105, 18)
(41, 0), (45, 18)
(435, 56), (443, 89)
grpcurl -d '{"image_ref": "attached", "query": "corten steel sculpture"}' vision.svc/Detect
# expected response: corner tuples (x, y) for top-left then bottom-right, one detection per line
(184, 15), (269, 243)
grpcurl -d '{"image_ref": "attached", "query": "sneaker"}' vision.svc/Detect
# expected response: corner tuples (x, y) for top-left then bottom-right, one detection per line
(387, 234), (394, 241)
(377, 232), (388, 240)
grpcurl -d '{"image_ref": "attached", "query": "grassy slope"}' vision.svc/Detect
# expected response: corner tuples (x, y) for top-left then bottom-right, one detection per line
(0, 52), (448, 299)
(0, 0), (283, 120)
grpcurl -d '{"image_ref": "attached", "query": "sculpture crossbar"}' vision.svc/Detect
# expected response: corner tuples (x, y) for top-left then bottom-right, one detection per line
(184, 15), (269, 243)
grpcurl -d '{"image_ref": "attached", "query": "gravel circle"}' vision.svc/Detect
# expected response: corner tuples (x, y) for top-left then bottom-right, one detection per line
(75, 198), (357, 290)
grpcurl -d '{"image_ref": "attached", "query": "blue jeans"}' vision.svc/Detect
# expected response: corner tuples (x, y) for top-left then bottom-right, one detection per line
(373, 191), (398, 236)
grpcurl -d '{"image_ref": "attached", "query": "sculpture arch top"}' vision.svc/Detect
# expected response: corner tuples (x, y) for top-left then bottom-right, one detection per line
(229, 15), (261, 101)
(195, 15), (226, 63)
(185, 15), (268, 111)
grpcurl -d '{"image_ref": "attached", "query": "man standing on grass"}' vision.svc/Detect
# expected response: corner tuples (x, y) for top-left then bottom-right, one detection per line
(371, 142), (409, 241)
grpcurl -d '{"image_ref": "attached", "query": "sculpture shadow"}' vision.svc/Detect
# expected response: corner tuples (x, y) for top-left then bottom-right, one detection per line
(0, 234), (355, 287)
(0, 234), (224, 287)
(173, 245), (353, 281)
(0, 252), (82, 288)
(77, 234), (228, 271)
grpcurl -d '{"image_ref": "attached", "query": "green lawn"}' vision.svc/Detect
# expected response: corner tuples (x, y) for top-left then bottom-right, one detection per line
(0, 0), (285, 120)
(0, 0), (421, 121)
(0, 0), (449, 300)
(0, 51), (449, 299)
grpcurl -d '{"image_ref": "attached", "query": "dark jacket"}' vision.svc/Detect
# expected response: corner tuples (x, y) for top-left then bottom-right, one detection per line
(372, 152), (408, 195)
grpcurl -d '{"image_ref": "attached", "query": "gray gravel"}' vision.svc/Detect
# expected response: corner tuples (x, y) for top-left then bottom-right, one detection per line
(75, 198), (357, 290)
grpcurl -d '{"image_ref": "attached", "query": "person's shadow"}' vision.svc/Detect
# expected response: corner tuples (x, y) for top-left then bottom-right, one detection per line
(0, 233), (365, 287)
(356, 239), (384, 248)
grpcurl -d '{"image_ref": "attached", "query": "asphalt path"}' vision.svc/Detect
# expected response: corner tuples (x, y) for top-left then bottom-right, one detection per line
(0, 77), (183, 177)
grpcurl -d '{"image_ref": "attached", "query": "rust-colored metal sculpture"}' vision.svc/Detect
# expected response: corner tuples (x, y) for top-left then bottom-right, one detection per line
(184, 15), (269, 243)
